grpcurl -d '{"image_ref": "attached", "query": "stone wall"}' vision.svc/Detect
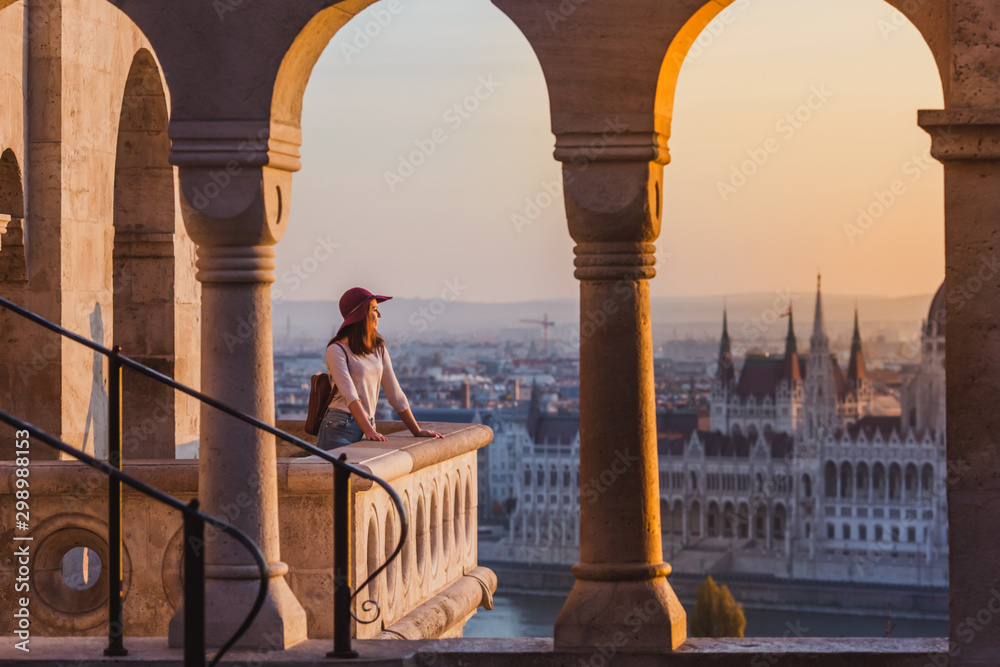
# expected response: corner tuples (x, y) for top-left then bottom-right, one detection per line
(0, 0), (198, 462)
(0, 422), (495, 640)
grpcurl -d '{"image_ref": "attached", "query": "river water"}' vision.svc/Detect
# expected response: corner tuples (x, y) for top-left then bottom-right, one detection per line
(464, 591), (948, 639)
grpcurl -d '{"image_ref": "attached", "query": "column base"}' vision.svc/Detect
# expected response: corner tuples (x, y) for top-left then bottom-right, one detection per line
(168, 569), (307, 650)
(554, 565), (686, 651)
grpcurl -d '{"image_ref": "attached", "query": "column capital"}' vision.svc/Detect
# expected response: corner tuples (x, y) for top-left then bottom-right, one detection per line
(554, 125), (669, 166)
(169, 119), (302, 172)
(561, 160), (662, 250)
(918, 108), (1000, 161)
(171, 119), (298, 253)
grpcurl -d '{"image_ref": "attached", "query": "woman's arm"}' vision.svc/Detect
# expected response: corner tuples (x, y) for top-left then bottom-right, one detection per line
(397, 407), (444, 439)
(347, 399), (386, 442)
(380, 347), (443, 438)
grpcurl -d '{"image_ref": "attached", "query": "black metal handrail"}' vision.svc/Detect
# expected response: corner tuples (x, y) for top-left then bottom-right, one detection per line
(0, 295), (408, 658)
(0, 409), (266, 667)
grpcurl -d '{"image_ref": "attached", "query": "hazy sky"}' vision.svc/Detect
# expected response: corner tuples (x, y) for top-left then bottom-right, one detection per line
(275, 0), (945, 305)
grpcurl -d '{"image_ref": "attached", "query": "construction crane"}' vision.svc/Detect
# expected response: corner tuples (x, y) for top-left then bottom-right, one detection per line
(519, 314), (555, 356)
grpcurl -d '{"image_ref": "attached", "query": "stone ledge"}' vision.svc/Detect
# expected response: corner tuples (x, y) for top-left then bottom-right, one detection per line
(0, 637), (948, 667)
(0, 422), (492, 496)
(289, 422), (493, 493)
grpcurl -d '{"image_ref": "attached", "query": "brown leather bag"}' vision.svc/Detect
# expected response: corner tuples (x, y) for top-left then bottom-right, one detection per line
(305, 372), (332, 436)
(304, 343), (348, 436)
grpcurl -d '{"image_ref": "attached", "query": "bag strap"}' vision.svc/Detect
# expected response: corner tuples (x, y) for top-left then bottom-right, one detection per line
(327, 341), (351, 399)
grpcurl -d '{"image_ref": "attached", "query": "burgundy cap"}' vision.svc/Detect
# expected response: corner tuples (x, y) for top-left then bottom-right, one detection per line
(335, 287), (391, 339)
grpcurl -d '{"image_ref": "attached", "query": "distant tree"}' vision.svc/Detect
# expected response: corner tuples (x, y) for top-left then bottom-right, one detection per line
(491, 500), (506, 518)
(503, 497), (517, 516)
(689, 575), (746, 638)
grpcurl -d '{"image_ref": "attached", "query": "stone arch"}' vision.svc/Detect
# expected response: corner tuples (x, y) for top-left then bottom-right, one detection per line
(0, 147), (25, 282)
(801, 473), (812, 499)
(112, 48), (197, 459)
(654, 0), (948, 156)
(0, 147), (29, 460)
(0, 148), (24, 245)
(660, 498), (670, 534)
(672, 499), (683, 534)
(271, 1), (383, 132)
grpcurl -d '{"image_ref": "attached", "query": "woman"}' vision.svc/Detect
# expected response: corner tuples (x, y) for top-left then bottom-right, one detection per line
(316, 287), (443, 450)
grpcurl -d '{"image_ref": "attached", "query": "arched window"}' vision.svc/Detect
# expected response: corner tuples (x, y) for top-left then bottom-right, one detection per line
(889, 463), (903, 501)
(840, 462), (853, 498)
(824, 461), (837, 498)
(856, 462), (870, 500)
(905, 464), (919, 501)
(873, 463), (886, 501)
(921, 464), (934, 500)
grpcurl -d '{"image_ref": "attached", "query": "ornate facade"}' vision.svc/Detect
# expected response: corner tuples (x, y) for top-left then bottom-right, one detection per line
(496, 280), (948, 588)
(661, 279), (947, 586)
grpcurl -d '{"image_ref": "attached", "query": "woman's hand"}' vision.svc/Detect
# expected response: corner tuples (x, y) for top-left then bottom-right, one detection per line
(365, 428), (388, 442)
(414, 428), (444, 439)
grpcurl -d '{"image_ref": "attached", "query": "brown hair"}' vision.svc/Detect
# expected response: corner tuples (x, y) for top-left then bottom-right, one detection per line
(328, 310), (385, 356)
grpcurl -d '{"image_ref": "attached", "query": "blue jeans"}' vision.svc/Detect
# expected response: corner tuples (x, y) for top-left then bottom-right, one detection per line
(316, 408), (374, 451)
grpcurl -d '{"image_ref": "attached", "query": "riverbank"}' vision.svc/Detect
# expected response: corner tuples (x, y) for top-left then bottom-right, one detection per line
(464, 590), (949, 638)
(481, 561), (948, 622)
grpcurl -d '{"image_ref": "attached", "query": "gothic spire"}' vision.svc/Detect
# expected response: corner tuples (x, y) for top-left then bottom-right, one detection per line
(847, 305), (866, 386)
(716, 306), (735, 389)
(810, 273), (829, 349)
(782, 306), (801, 383)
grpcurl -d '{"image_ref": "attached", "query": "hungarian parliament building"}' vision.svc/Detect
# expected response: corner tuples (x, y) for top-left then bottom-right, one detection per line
(481, 279), (947, 588)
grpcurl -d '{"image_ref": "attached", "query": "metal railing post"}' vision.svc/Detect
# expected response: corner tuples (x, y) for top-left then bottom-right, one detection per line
(105, 346), (128, 657)
(184, 499), (206, 667)
(329, 453), (358, 659)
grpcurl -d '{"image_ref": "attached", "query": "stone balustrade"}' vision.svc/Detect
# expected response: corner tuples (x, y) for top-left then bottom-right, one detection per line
(0, 421), (496, 641)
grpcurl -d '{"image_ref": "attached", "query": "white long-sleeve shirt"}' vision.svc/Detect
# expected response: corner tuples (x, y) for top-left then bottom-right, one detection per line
(325, 341), (410, 419)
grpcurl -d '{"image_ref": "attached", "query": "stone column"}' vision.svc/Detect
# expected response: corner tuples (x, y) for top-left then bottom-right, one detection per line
(166, 121), (306, 649)
(919, 109), (1000, 667)
(553, 133), (685, 651)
